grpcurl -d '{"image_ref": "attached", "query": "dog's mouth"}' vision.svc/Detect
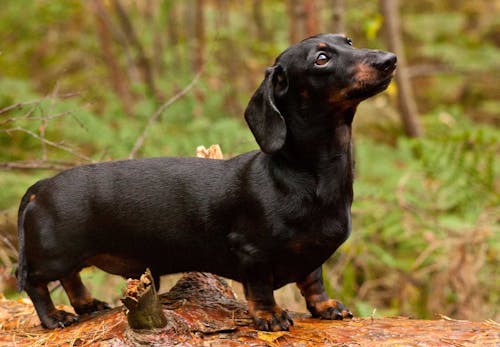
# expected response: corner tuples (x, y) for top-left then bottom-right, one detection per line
(347, 73), (395, 100)
(371, 74), (395, 93)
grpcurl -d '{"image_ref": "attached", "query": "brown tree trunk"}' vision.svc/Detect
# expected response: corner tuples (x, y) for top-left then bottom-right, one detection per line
(380, 0), (423, 137)
(4, 276), (498, 345)
(332, 0), (346, 33)
(252, 0), (267, 41)
(91, 0), (134, 115)
(194, 0), (205, 69)
(148, 1), (165, 77)
(288, 0), (306, 44)
(165, 2), (179, 46)
(304, 0), (319, 36)
(113, 0), (162, 102)
(192, 0), (206, 108)
(214, 0), (230, 30)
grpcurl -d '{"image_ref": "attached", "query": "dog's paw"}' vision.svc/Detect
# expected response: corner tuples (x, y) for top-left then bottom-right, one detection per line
(42, 309), (79, 329)
(308, 299), (353, 320)
(74, 298), (111, 315)
(252, 306), (294, 331)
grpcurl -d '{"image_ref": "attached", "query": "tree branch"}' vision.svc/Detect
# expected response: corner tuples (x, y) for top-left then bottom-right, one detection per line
(3, 127), (92, 162)
(0, 160), (80, 171)
(0, 93), (80, 116)
(128, 69), (204, 159)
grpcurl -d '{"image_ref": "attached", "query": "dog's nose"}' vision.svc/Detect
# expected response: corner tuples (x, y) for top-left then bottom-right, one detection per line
(374, 52), (397, 73)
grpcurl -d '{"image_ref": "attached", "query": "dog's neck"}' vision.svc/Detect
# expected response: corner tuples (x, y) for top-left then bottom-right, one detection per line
(278, 105), (356, 169)
(268, 106), (355, 205)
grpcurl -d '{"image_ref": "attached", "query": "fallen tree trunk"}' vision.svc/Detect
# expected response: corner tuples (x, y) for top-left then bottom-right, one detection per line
(0, 272), (498, 346)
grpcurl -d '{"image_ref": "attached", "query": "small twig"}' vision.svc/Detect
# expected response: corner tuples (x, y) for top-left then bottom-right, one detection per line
(57, 91), (82, 100)
(3, 127), (92, 162)
(0, 111), (73, 127)
(371, 308), (377, 323)
(39, 82), (60, 160)
(128, 68), (204, 159)
(437, 314), (469, 322)
(483, 319), (500, 328)
(406, 64), (500, 78)
(0, 92), (80, 116)
(0, 248), (12, 269)
(0, 100), (42, 116)
(1, 235), (18, 257)
(0, 160), (80, 171)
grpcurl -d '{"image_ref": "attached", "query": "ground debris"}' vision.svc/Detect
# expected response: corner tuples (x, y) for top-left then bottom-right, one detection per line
(1, 274), (499, 346)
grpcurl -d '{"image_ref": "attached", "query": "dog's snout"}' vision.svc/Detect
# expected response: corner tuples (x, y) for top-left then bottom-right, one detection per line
(375, 52), (397, 73)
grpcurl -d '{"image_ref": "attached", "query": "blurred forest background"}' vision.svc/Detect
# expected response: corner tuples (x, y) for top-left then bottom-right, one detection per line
(0, 0), (498, 322)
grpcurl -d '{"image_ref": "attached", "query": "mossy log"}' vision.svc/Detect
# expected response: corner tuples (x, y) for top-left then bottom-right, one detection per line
(0, 272), (498, 346)
(121, 268), (167, 330)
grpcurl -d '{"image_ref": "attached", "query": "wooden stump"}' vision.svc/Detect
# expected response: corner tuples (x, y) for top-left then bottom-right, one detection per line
(121, 268), (167, 330)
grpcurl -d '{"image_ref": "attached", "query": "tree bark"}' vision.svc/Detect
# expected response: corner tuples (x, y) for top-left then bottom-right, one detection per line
(148, 1), (165, 77)
(113, 0), (162, 102)
(252, 0), (268, 41)
(214, 0), (230, 30)
(194, 0), (205, 70)
(3, 276), (498, 345)
(165, 2), (179, 46)
(380, 0), (423, 137)
(121, 269), (167, 330)
(91, 0), (134, 115)
(332, 0), (346, 33)
(288, 0), (306, 44)
(304, 0), (319, 36)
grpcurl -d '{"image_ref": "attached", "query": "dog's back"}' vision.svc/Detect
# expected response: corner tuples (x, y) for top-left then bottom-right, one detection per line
(19, 154), (263, 283)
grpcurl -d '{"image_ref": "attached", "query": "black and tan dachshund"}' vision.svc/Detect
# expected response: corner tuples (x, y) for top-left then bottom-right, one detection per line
(16, 34), (396, 331)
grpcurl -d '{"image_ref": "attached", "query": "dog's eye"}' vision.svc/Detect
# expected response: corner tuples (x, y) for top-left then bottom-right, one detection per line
(346, 38), (353, 46)
(315, 53), (329, 66)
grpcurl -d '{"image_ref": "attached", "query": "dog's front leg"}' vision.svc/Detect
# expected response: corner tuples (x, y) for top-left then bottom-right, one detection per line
(243, 274), (293, 331)
(297, 267), (353, 320)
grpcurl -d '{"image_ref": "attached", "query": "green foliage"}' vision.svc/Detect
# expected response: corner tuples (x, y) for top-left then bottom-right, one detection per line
(0, 172), (46, 210)
(326, 111), (499, 319)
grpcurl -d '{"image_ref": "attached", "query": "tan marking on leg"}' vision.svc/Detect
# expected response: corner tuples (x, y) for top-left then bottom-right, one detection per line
(314, 299), (339, 312)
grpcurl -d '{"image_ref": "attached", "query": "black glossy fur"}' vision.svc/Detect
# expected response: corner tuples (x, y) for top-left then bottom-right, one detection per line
(17, 34), (396, 331)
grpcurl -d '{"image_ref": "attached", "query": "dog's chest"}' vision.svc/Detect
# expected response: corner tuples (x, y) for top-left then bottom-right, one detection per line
(287, 206), (351, 251)
(270, 209), (351, 287)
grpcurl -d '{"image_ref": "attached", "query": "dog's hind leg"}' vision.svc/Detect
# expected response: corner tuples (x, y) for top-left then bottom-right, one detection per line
(60, 271), (110, 315)
(297, 267), (353, 320)
(24, 279), (78, 329)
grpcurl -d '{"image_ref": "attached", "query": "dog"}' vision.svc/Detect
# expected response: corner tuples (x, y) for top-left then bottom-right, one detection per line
(16, 33), (396, 331)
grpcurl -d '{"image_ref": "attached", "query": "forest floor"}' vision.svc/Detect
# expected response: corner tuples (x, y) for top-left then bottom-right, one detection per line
(0, 273), (498, 346)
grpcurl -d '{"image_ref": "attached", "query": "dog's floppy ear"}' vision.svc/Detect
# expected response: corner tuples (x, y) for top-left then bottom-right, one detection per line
(244, 64), (288, 154)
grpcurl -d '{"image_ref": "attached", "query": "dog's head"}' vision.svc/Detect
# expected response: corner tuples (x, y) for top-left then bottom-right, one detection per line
(245, 33), (397, 154)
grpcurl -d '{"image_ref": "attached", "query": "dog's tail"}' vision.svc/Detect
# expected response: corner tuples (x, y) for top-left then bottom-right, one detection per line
(16, 181), (43, 292)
